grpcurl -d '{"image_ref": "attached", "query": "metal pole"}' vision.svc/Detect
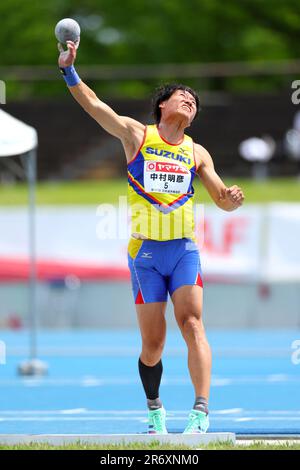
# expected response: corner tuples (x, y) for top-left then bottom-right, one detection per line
(27, 149), (37, 361)
(18, 148), (48, 375)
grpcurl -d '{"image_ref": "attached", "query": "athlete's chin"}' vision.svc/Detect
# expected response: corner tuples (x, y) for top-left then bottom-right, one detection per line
(174, 110), (191, 125)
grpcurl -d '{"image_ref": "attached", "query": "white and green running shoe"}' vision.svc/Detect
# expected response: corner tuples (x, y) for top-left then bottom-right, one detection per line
(183, 409), (209, 434)
(147, 407), (168, 434)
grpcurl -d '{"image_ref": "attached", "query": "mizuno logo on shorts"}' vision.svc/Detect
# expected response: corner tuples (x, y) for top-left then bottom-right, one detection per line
(141, 252), (152, 258)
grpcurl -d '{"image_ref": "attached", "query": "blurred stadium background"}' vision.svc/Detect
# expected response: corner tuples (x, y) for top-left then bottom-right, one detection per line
(0, 0), (300, 440)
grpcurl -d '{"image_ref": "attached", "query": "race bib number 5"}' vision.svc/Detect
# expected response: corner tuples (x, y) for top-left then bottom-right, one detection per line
(144, 161), (191, 194)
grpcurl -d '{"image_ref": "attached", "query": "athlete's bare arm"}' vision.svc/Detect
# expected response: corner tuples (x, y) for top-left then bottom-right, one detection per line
(58, 40), (145, 162)
(195, 143), (244, 211)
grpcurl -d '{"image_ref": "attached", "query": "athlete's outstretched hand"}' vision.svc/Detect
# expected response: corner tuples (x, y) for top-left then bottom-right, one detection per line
(58, 39), (80, 68)
(219, 185), (244, 208)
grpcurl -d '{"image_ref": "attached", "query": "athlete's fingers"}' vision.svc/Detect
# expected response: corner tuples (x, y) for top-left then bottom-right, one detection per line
(74, 37), (80, 49)
(224, 188), (233, 200)
(227, 185), (240, 195)
(231, 188), (240, 195)
(233, 192), (244, 204)
(236, 193), (245, 202)
(226, 187), (233, 196)
(66, 40), (76, 51)
(57, 42), (65, 53)
(228, 190), (242, 202)
(66, 41), (77, 61)
(219, 186), (244, 207)
(230, 190), (240, 199)
(228, 187), (242, 199)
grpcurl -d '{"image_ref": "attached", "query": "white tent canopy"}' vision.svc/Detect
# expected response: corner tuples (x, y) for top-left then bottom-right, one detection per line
(0, 109), (37, 157)
(0, 109), (44, 374)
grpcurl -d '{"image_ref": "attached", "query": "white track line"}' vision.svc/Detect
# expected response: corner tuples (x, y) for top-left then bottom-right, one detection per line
(0, 409), (299, 415)
(0, 375), (298, 387)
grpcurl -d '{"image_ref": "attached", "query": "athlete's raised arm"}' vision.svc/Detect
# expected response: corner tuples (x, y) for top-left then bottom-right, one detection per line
(58, 40), (144, 145)
(195, 144), (244, 211)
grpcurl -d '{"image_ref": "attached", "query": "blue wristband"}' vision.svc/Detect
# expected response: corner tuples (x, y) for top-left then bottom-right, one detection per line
(59, 65), (81, 87)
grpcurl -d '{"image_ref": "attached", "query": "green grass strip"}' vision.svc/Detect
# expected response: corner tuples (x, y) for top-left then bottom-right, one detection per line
(0, 178), (299, 206)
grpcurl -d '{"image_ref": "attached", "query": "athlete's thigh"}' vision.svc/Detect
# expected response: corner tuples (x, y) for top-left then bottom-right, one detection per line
(168, 240), (203, 300)
(128, 238), (168, 304)
(169, 240), (204, 325)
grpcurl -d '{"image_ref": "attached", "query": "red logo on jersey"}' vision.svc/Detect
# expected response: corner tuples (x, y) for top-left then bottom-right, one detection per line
(146, 161), (189, 174)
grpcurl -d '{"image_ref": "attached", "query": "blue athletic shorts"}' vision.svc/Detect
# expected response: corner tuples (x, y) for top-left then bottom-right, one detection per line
(127, 237), (203, 304)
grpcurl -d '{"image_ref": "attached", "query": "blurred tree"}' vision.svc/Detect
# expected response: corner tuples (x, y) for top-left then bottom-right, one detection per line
(0, 0), (299, 98)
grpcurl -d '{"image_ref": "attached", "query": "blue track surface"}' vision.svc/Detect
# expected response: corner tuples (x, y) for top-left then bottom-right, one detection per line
(0, 330), (299, 435)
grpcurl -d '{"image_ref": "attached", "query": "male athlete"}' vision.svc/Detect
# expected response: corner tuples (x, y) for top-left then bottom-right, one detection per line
(58, 40), (244, 434)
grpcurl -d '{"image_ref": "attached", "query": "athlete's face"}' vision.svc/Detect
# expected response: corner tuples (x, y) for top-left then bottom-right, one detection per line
(159, 89), (197, 125)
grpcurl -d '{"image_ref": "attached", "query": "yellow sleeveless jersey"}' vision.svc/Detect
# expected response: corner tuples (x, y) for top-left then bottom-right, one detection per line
(127, 124), (198, 241)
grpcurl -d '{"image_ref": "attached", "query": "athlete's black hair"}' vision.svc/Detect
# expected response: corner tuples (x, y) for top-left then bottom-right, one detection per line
(152, 83), (200, 124)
